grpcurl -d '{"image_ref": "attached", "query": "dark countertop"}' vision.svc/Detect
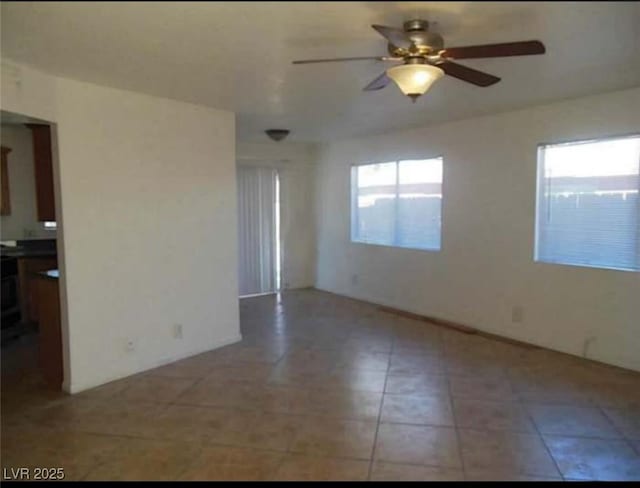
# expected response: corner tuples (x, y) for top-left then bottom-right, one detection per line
(1, 249), (58, 258)
(35, 269), (59, 280)
(0, 239), (57, 259)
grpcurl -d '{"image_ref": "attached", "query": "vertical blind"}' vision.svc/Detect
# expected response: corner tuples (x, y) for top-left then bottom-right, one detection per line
(237, 165), (278, 295)
(535, 135), (640, 271)
(351, 158), (443, 251)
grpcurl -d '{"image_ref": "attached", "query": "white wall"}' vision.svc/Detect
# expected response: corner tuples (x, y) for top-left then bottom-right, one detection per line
(2, 60), (240, 392)
(237, 141), (317, 289)
(316, 87), (640, 372)
(1, 124), (56, 239)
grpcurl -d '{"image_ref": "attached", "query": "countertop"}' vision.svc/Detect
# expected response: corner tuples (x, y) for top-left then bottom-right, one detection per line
(1, 249), (58, 258)
(35, 269), (59, 280)
(1, 239), (57, 259)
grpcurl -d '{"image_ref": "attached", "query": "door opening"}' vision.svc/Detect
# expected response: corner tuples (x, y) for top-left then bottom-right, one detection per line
(237, 165), (281, 297)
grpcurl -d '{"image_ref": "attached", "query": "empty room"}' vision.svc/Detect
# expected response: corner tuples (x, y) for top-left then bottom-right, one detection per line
(1, 1), (639, 483)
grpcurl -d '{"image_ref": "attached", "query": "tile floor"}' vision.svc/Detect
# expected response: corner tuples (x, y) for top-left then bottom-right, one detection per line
(1, 289), (639, 481)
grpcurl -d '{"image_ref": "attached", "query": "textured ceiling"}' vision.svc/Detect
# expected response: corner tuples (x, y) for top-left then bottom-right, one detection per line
(2, 2), (639, 142)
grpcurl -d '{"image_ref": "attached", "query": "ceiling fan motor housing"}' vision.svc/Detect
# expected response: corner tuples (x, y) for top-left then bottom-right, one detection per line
(388, 19), (444, 58)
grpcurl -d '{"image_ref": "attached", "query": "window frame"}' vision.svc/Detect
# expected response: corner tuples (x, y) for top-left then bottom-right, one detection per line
(533, 132), (640, 273)
(350, 156), (444, 253)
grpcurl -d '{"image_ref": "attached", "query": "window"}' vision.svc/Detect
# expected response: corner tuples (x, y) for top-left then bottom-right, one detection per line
(535, 135), (640, 272)
(351, 157), (443, 251)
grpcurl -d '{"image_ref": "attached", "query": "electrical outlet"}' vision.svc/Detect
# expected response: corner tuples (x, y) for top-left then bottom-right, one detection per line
(351, 273), (359, 286)
(511, 306), (524, 323)
(125, 339), (136, 352)
(173, 324), (183, 339)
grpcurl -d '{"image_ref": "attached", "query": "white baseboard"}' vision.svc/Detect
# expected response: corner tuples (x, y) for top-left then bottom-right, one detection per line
(64, 333), (243, 394)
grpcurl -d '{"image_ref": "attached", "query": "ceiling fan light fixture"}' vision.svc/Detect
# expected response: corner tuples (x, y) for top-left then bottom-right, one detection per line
(386, 64), (444, 102)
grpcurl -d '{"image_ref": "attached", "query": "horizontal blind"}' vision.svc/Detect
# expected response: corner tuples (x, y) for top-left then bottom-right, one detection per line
(535, 135), (640, 271)
(351, 158), (443, 251)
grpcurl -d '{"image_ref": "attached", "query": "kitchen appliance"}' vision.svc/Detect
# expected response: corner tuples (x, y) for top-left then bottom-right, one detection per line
(1, 254), (23, 342)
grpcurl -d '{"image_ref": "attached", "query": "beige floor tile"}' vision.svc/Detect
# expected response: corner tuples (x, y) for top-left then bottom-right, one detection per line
(464, 470), (563, 481)
(2, 431), (126, 481)
(116, 375), (198, 404)
(544, 435), (640, 481)
(236, 412), (301, 451)
(205, 362), (275, 383)
(137, 404), (254, 445)
(449, 376), (516, 402)
(3, 289), (640, 482)
(74, 377), (134, 399)
(389, 353), (444, 376)
(445, 356), (508, 379)
(179, 446), (284, 481)
(212, 345), (286, 365)
(83, 438), (199, 481)
(146, 355), (219, 378)
(602, 408), (640, 440)
(292, 388), (383, 420)
(517, 387), (596, 407)
(384, 373), (449, 396)
(459, 429), (560, 478)
(335, 351), (390, 372)
(289, 417), (376, 459)
(528, 405), (621, 438)
(24, 396), (104, 430)
(149, 406), (301, 452)
(370, 461), (464, 481)
(320, 369), (387, 392)
(177, 378), (294, 413)
(374, 423), (461, 468)
(453, 398), (536, 432)
(380, 393), (454, 426)
(72, 399), (168, 437)
(271, 367), (386, 392)
(590, 383), (640, 409)
(274, 454), (369, 481)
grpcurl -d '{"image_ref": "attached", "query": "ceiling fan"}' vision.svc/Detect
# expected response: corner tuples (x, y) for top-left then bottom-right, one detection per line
(292, 19), (545, 102)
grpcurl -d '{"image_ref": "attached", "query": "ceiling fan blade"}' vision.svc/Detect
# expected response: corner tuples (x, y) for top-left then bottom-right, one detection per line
(293, 56), (388, 64)
(371, 24), (412, 49)
(363, 72), (391, 91)
(439, 62), (501, 87)
(441, 40), (545, 60)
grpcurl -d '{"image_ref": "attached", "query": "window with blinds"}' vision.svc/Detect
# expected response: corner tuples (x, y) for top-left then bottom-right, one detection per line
(351, 157), (443, 251)
(535, 135), (640, 272)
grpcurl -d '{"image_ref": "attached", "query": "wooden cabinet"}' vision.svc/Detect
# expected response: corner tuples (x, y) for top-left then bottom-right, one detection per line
(1, 146), (11, 216)
(26, 124), (56, 222)
(17, 257), (58, 323)
(35, 276), (63, 390)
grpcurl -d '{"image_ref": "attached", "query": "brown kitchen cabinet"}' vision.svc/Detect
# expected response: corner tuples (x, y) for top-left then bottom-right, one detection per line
(34, 274), (63, 390)
(26, 124), (56, 222)
(17, 257), (58, 323)
(1, 146), (11, 216)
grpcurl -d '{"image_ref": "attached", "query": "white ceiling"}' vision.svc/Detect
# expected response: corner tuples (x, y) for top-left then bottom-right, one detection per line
(2, 2), (639, 142)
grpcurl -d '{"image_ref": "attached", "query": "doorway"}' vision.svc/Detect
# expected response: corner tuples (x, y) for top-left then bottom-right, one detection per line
(236, 165), (281, 297)
(1, 110), (66, 392)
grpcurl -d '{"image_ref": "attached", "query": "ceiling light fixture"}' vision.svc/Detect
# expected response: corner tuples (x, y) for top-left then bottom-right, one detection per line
(386, 62), (444, 102)
(265, 129), (290, 142)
